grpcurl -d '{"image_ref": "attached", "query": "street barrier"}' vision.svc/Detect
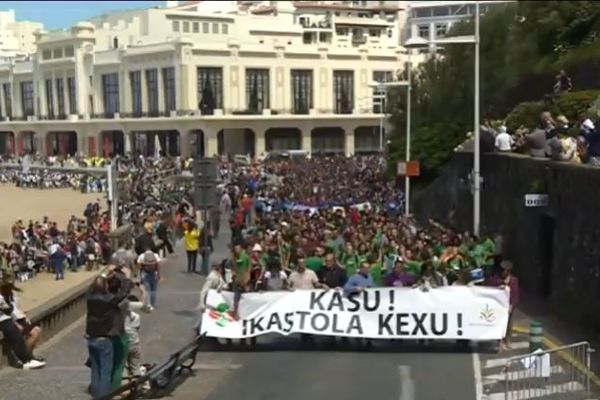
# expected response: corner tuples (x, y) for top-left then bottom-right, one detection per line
(529, 320), (543, 352)
(101, 334), (204, 400)
(503, 341), (594, 400)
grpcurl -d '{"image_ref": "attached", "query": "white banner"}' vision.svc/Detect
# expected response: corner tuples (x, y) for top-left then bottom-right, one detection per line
(201, 287), (509, 340)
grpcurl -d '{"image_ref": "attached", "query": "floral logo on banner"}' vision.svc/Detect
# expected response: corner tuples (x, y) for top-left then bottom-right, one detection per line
(208, 303), (235, 327)
(480, 304), (496, 323)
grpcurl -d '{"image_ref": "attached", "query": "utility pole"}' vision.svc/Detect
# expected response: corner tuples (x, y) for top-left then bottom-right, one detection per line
(107, 162), (118, 231)
(193, 157), (218, 276)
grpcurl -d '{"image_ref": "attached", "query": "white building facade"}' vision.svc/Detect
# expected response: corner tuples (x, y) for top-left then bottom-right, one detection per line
(406, 0), (511, 49)
(0, 1), (409, 158)
(0, 10), (43, 60)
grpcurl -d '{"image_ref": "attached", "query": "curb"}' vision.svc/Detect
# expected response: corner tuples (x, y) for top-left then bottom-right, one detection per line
(513, 325), (600, 390)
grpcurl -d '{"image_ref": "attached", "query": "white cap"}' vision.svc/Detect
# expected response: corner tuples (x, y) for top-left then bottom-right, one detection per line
(252, 244), (263, 252)
(583, 118), (595, 131)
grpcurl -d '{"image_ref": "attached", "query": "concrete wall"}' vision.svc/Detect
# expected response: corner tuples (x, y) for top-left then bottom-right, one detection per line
(414, 151), (600, 332)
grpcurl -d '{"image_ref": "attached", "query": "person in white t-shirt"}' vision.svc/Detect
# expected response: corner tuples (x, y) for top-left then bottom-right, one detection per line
(288, 257), (324, 345)
(495, 126), (514, 152)
(123, 283), (147, 377)
(288, 257), (323, 290)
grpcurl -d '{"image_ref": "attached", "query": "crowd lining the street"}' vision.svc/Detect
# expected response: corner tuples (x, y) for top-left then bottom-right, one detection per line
(0, 153), (518, 400)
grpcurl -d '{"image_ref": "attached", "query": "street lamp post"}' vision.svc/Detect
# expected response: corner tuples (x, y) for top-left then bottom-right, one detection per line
(405, 51), (412, 216)
(404, 1), (481, 235)
(473, 1), (481, 238)
(369, 79), (411, 212)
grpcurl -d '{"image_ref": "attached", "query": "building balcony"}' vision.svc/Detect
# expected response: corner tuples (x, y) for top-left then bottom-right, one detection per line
(232, 109), (263, 115)
(335, 16), (392, 27)
(352, 35), (367, 44)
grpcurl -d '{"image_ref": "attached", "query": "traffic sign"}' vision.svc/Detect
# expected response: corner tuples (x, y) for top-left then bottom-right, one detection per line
(397, 160), (420, 177)
(193, 157), (218, 209)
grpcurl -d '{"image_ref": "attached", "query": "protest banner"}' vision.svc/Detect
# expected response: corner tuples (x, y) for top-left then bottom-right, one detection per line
(201, 287), (509, 340)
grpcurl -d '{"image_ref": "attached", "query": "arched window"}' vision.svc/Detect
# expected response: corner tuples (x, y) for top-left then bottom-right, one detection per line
(113, 37), (119, 49)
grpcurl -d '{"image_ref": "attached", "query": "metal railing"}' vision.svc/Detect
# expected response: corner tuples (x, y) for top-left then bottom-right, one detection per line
(503, 341), (595, 400)
(101, 334), (204, 400)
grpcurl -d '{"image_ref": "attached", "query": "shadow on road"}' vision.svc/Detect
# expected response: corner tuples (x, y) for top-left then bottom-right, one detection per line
(198, 335), (500, 354)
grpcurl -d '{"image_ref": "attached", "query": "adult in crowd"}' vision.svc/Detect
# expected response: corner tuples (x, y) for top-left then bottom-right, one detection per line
(137, 249), (162, 311)
(183, 220), (200, 273)
(85, 266), (133, 399)
(0, 276), (45, 370)
(490, 260), (519, 350)
(494, 126), (514, 152)
(205, 155), (509, 346)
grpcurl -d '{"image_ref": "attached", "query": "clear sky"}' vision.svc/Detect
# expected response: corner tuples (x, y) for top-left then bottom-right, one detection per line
(1, 1), (162, 30)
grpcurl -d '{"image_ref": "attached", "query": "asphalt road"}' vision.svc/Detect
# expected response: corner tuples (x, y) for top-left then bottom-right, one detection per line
(0, 220), (480, 400)
(170, 222), (480, 400)
(191, 341), (478, 400)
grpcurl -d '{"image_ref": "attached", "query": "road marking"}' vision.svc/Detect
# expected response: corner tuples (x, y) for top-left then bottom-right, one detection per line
(193, 363), (243, 371)
(398, 365), (415, 400)
(483, 365), (564, 383)
(484, 357), (511, 370)
(509, 341), (530, 350)
(485, 381), (584, 400)
(473, 352), (484, 400)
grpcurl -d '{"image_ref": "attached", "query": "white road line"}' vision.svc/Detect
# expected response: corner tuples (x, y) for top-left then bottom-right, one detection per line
(398, 365), (415, 400)
(483, 365), (564, 383)
(485, 382), (585, 400)
(484, 357), (512, 370)
(473, 352), (484, 400)
(193, 363), (243, 371)
(509, 341), (530, 350)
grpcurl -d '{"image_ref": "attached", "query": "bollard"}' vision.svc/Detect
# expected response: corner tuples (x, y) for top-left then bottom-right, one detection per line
(529, 320), (543, 352)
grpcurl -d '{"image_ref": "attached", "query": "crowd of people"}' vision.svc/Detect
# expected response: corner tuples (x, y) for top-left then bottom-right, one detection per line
(469, 109), (599, 167)
(0, 152), (518, 399)
(0, 169), (109, 192)
(197, 155), (518, 349)
(482, 111), (600, 166)
(1, 203), (110, 283)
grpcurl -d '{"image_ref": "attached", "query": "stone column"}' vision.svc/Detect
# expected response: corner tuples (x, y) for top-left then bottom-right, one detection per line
(74, 46), (87, 117)
(204, 128), (218, 157)
(37, 131), (47, 156)
(124, 131), (132, 154)
(301, 128), (312, 154)
(157, 67), (165, 114)
(344, 128), (355, 157)
(180, 130), (190, 158)
(255, 129), (266, 158)
(62, 71), (70, 116)
(141, 70), (148, 114)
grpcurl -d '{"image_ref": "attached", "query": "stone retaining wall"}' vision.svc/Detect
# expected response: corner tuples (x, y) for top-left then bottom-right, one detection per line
(414, 151), (600, 332)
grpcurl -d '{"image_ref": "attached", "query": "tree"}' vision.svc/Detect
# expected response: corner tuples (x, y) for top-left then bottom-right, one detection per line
(387, 1), (600, 177)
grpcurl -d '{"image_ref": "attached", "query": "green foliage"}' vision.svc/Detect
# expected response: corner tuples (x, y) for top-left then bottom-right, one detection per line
(388, 1), (600, 176)
(505, 101), (547, 132)
(505, 90), (600, 131)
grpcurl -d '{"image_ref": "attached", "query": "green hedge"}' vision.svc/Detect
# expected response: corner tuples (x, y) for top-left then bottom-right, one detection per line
(505, 90), (600, 132)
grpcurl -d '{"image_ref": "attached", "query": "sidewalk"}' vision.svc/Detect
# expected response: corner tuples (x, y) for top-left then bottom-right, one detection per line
(0, 221), (232, 400)
(513, 292), (600, 385)
(17, 269), (100, 313)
